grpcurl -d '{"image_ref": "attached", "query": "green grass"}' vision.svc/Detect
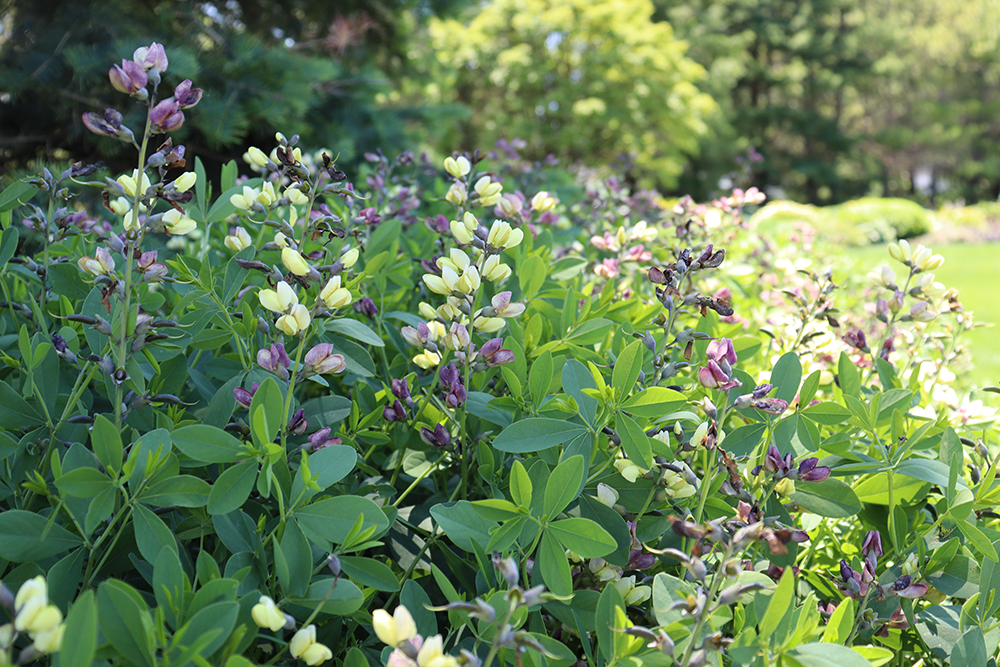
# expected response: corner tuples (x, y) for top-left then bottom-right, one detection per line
(848, 242), (1000, 389)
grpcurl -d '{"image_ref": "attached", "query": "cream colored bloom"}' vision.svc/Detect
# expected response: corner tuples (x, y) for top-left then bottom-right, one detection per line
(444, 156), (471, 178)
(423, 274), (450, 295)
(162, 209), (196, 235)
(282, 248), (311, 276)
(531, 191), (556, 212)
(596, 483), (619, 508)
(231, 185), (261, 211)
(118, 170), (152, 198)
(123, 208), (143, 232)
(474, 176), (503, 206)
(413, 350), (442, 369)
(259, 281), (298, 313)
(319, 276), (352, 309)
(251, 595), (286, 632)
(481, 255), (511, 282)
(450, 220), (474, 244)
(109, 196), (131, 216)
(32, 623), (65, 654)
(276, 304), (311, 336)
(487, 220), (524, 249)
(225, 227), (252, 252)
(628, 220), (657, 242)
(614, 458), (646, 483)
(417, 634), (458, 667)
(289, 625), (333, 665)
(246, 146), (269, 168)
(285, 185), (309, 205)
(418, 302), (437, 320)
(372, 606), (418, 647)
(774, 478), (796, 496)
(438, 249), (472, 273)
(173, 172), (197, 193)
(445, 182), (467, 206)
(473, 316), (505, 333)
(340, 248), (359, 269)
(257, 182), (278, 207)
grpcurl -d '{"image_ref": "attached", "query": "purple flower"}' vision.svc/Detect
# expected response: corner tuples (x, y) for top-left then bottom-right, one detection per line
(796, 457), (831, 482)
(173, 79), (203, 109)
(843, 329), (868, 351)
(706, 338), (738, 366)
(862, 530), (883, 566)
(391, 378), (410, 400)
(891, 575), (928, 599)
(383, 400), (407, 422)
(233, 382), (259, 408)
(698, 359), (741, 391)
(353, 297), (379, 319)
(109, 60), (147, 97)
(149, 98), (184, 133)
(752, 398), (788, 414)
(287, 408), (308, 435)
(133, 42), (168, 73)
(306, 427), (342, 451)
(258, 344), (291, 381)
(420, 424), (451, 448)
(479, 338), (514, 366)
(305, 344), (346, 375)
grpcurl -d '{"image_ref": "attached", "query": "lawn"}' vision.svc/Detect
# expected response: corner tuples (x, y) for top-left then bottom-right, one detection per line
(849, 242), (1000, 390)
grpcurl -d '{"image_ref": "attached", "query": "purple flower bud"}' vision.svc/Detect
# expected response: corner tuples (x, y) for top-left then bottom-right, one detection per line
(439, 363), (462, 389)
(109, 60), (147, 97)
(383, 400), (407, 422)
(698, 360), (741, 390)
(479, 338), (514, 366)
(764, 445), (785, 475)
(839, 559), (854, 583)
(862, 530), (883, 564)
(420, 424), (451, 448)
(797, 457), (831, 482)
(258, 344), (291, 381)
(133, 42), (168, 73)
(149, 98), (184, 132)
(143, 263), (168, 283)
(173, 79), (203, 109)
(843, 329), (868, 351)
(306, 427), (342, 451)
(287, 408), (308, 435)
(234, 382), (259, 408)
(751, 383), (774, 399)
(391, 378), (411, 400)
(353, 297), (379, 319)
(305, 343), (346, 375)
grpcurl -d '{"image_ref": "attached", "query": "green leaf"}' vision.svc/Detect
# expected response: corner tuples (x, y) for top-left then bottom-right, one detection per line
(133, 504), (178, 563)
(612, 340), (644, 395)
(820, 598), (854, 643)
(547, 518), (616, 558)
(299, 395), (353, 428)
(291, 577), (364, 615)
(340, 556), (400, 592)
(619, 386), (687, 417)
(400, 579), (438, 636)
(293, 495), (390, 546)
(275, 519), (312, 597)
(366, 218), (402, 257)
(785, 643), (875, 667)
(91, 414), (124, 475)
(529, 349), (554, 406)
(56, 589), (97, 667)
(955, 518), (998, 560)
(0, 379), (43, 429)
(772, 352), (803, 403)
(801, 402), (852, 425)
(723, 423), (767, 456)
(97, 580), (155, 667)
(325, 318), (385, 346)
(617, 413), (654, 470)
(538, 530), (572, 597)
(519, 254), (547, 300)
(55, 467), (112, 498)
(208, 461), (258, 515)
(171, 424), (248, 463)
(0, 180), (35, 212)
(153, 548), (185, 629)
(0, 510), (82, 561)
(510, 459), (533, 508)
(0, 226), (20, 268)
(838, 351), (862, 398)
(789, 477), (862, 518)
(492, 418), (588, 453)
(139, 475), (210, 507)
(430, 501), (496, 551)
(759, 568), (792, 640)
(950, 627), (987, 666)
(249, 377), (284, 451)
(177, 601), (239, 659)
(343, 647), (370, 667)
(544, 455), (585, 517)
(562, 359), (598, 426)
(596, 578), (626, 661)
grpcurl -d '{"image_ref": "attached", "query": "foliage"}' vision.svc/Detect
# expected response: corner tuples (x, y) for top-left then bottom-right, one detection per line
(1, 41), (1000, 667)
(751, 198), (931, 246)
(425, 0), (717, 188)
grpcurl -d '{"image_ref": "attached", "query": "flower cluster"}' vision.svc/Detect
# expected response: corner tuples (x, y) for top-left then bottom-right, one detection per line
(3, 576), (66, 659)
(373, 606), (461, 667)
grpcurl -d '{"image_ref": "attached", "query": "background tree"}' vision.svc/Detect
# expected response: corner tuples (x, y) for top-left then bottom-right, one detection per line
(425, 0), (717, 189)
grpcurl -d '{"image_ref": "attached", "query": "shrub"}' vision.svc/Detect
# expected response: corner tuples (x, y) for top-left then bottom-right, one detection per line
(0, 42), (998, 667)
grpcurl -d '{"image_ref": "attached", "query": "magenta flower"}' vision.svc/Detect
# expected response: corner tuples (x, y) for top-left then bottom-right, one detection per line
(698, 359), (741, 390)
(305, 344), (346, 375)
(233, 382), (260, 408)
(149, 98), (184, 132)
(420, 424), (451, 448)
(133, 42), (168, 73)
(258, 343), (291, 381)
(479, 338), (514, 366)
(172, 79), (203, 108)
(306, 427), (342, 451)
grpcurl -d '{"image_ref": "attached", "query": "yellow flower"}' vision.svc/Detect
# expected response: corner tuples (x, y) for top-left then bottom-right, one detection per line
(423, 274), (450, 295)
(285, 185), (309, 205)
(109, 196), (131, 216)
(425, 321), (447, 341)
(481, 255), (511, 282)
(413, 350), (441, 369)
(417, 634), (458, 667)
(596, 483), (619, 508)
(319, 276), (352, 309)
(251, 595), (286, 632)
(282, 248), (311, 276)
(225, 227), (252, 252)
(15, 600), (62, 635)
(117, 170), (151, 198)
(123, 208), (143, 232)
(774, 478), (796, 496)
(372, 606), (418, 647)
(276, 304), (311, 336)
(257, 182), (278, 207)
(418, 302), (438, 320)
(289, 625), (333, 665)
(32, 623), (65, 654)
(902, 552), (919, 576)
(474, 176), (503, 206)
(340, 248), (359, 269)
(162, 209), (197, 236)
(614, 458), (646, 483)
(173, 171), (197, 193)
(445, 182), (467, 206)
(438, 248), (472, 274)
(78, 248), (115, 276)
(614, 576), (652, 605)
(259, 281), (298, 313)
(531, 191), (556, 212)
(438, 299), (463, 321)
(486, 220), (523, 250)
(628, 220), (657, 242)
(450, 220), (474, 244)
(274, 232), (290, 249)
(231, 185), (260, 211)
(473, 316), (504, 333)
(246, 146), (269, 168)
(443, 156), (471, 178)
